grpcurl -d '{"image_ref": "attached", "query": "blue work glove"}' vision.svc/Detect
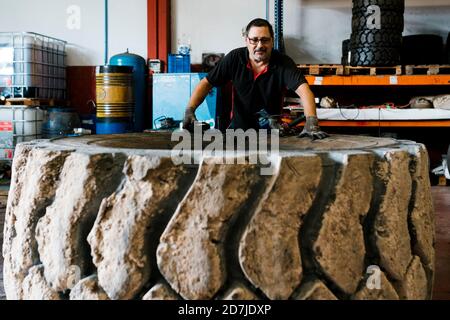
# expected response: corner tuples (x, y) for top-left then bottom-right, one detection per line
(256, 109), (281, 130)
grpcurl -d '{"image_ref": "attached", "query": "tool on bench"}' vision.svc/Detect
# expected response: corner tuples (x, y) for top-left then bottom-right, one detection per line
(185, 121), (211, 133)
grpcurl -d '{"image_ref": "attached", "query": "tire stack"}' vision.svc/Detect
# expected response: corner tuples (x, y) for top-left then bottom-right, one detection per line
(350, 0), (405, 66)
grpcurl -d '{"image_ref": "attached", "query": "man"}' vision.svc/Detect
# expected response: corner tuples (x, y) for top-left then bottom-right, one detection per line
(182, 18), (328, 139)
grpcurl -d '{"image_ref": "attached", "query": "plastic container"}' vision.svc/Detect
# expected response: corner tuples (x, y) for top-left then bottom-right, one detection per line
(41, 107), (80, 138)
(168, 54), (190, 73)
(0, 32), (67, 99)
(0, 106), (44, 159)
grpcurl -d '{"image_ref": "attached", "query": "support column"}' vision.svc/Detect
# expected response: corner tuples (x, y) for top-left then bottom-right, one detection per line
(147, 0), (171, 72)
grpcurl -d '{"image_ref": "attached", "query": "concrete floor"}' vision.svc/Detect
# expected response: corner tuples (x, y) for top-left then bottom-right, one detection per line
(0, 186), (449, 300)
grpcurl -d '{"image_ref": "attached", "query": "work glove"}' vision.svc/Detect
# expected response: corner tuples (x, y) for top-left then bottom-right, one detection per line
(297, 116), (329, 140)
(256, 109), (281, 130)
(182, 107), (198, 130)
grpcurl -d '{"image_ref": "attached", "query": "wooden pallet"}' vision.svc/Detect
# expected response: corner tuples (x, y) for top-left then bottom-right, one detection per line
(405, 65), (450, 75)
(4, 98), (66, 107)
(298, 64), (450, 76)
(0, 185), (9, 208)
(297, 64), (403, 76)
(297, 64), (345, 76)
(344, 65), (402, 76)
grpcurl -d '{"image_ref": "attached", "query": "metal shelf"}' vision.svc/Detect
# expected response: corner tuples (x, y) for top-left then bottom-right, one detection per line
(306, 75), (450, 86)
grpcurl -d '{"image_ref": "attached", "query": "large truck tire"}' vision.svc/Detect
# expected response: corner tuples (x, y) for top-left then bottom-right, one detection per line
(351, 46), (400, 66)
(352, 0), (405, 12)
(401, 34), (444, 65)
(342, 39), (350, 65)
(2, 133), (435, 300)
(351, 10), (404, 32)
(350, 0), (403, 66)
(350, 29), (402, 48)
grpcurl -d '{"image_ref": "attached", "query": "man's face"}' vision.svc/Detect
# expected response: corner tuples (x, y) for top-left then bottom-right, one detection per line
(246, 26), (273, 63)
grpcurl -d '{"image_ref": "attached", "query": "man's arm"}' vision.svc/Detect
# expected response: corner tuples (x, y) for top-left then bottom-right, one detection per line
(295, 82), (316, 117)
(188, 78), (214, 110)
(294, 83), (329, 140)
(183, 78), (214, 129)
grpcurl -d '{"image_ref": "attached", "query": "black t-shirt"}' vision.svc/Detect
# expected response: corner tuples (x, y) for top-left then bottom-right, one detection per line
(206, 47), (307, 130)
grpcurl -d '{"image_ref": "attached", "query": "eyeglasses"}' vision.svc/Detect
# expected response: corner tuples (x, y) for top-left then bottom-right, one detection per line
(247, 37), (272, 45)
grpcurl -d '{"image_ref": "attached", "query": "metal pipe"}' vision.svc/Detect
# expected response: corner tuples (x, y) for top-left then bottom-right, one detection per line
(274, 0), (285, 53)
(105, 0), (109, 65)
(266, 0), (270, 21)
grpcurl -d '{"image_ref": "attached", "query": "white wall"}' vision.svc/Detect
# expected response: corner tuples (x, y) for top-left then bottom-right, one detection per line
(1, 0), (448, 65)
(173, 0), (450, 64)
(0, 0), (147, 66)
(108, 0), (147, 64)
(171, 0), (266, 63)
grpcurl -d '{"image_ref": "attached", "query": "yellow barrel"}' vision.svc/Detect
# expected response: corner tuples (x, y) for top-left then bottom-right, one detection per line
(95, 65), (134, 134)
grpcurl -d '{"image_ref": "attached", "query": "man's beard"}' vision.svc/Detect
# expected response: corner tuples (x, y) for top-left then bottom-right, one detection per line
(254, 49), (267, 62)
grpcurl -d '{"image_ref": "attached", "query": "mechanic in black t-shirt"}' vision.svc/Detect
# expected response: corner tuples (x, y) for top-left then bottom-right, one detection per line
(182, 18), (328, 139)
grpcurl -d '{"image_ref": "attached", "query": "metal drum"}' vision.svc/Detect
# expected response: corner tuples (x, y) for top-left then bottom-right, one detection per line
(95, 65), (134, 134)
(110, 50), (147, 132)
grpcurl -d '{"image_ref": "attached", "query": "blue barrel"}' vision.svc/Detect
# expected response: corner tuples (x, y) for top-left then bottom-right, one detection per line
(95, 65), (134, 134)
(110, 50), (146, 132)
(42, 108), (80, 138)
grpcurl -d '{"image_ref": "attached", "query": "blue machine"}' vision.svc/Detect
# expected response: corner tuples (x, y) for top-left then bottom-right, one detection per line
(152, 73), (218, 129)
(109, 50), (146, 132)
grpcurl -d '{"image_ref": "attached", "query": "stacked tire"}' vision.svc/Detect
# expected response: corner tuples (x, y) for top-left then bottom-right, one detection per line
(401, 34), (444, 65)
(342, 39), (350, 65)
(350, 0), (404, 66)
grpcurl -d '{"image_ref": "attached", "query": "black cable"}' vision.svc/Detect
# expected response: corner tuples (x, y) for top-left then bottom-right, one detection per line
(338, 103), (360, 120)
